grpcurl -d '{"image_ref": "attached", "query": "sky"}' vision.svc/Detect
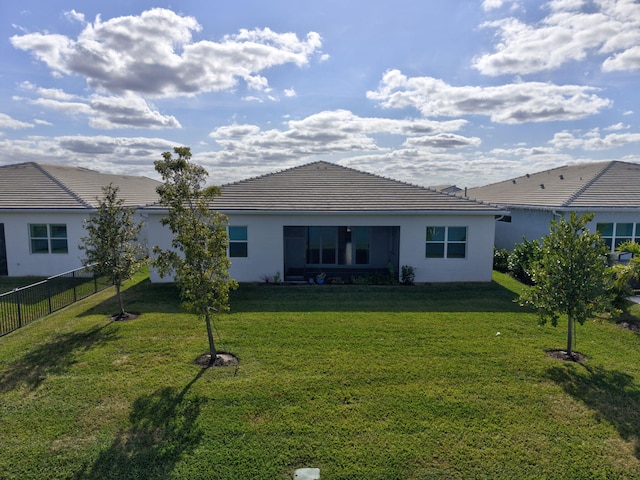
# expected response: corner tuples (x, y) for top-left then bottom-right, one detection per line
(2, 0), (640, 188)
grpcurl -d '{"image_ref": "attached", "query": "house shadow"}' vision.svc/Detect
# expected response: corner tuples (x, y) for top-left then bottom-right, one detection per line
(229, 280), (525, 313)
(546, 363), (640, 459)
(0, 323), (118, 393)
(73, 371), (205, 480)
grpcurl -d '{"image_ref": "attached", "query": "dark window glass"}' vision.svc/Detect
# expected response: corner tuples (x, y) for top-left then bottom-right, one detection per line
(596, 223), (613, 236)
(228, 226), (248, 257)
(426, 243), (445, 258)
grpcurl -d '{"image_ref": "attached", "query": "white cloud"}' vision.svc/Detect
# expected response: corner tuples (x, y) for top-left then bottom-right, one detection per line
(604, 122), (629, 131)
(64, 9), (85, 24)
(0, 135), (177, 176)
(475, 0), (640, 75)
(10, 8), (324, 98)
(0, 113), (34, 129)
(206, 109), (472, 170)
(550, 129), (640, 150)
(602, 45), (640, 72)
(284, 88), (297, 97)
(88, 94), (182, 129)
(17, 84), (181, 129)
(482, 0), (521, 12)
(482, 0), (507, 11)
(367, 69), (610, 124)
(403, 133), (481, 149)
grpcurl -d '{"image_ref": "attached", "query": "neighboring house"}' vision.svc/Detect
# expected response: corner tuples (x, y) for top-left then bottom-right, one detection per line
(147, 161), (504, 283)
(0, 162), (160, 277)
(466, 161), (640, 252)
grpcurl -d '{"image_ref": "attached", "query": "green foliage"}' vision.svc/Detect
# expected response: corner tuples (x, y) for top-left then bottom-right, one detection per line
(507, 236), (542, 285)
(153, 147), (238, 361)
(519, 212), (615, 355)
(611, 241), (640, 307)
(493, 247), (509, 273)
(401, 265), (416, 285)
(79, 183), (146, 316)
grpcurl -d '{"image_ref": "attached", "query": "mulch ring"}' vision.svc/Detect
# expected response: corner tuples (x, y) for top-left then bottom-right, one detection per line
(545, 349), (588, 362)
(195, 352), (239, 368)
(617, 321), (640, 333)
(110, 312), (140, 321)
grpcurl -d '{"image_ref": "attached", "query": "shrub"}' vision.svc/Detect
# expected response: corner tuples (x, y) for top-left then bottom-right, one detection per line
(493, 248), (509, 273)
(401, 265), (416, 285)
(508, 237), (542, 285)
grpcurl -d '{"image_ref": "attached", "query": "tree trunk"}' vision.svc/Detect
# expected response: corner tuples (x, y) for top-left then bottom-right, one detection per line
(204, 312), (217, 365)
(115, 283), (125, 317)
(566, 313), (573, 358)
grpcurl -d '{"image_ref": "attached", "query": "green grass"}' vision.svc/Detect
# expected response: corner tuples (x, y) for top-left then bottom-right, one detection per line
(1, 271), (640, 479)
(0, 276), (46, 294)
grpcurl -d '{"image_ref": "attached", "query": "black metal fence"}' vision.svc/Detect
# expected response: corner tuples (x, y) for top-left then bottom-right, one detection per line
(0, 266), (112, 337)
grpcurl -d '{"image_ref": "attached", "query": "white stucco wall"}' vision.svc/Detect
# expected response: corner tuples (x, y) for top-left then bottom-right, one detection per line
(0, 210), (151, 277)
(147, 210), (497, 283)
(0, 211), (86, 277)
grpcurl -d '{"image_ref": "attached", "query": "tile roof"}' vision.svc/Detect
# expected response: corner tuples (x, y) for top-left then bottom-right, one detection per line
(0, 162), (160, 210)
(211, 161), (500, 212)
(467, 161), (640, 209)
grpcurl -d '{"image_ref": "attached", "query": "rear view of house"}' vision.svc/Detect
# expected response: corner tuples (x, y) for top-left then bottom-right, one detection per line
(148, 161), (504, 283)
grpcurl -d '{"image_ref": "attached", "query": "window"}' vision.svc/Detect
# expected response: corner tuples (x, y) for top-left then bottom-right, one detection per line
(228, 226), (248, 257)
(597, 222), (640, 251)
(426, 226), (467, 259)
(29, 224), (68, 254)
(307, 226), (370, 266)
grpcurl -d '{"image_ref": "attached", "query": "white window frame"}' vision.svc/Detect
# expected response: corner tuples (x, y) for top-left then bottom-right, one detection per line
(29, 223), (68, 254)
(426, 226), (467, 259)
(228, 226), (248, 258)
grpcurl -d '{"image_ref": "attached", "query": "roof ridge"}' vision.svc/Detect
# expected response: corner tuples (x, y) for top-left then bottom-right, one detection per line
(563, 161), (615, 207)
(222, 160), (434, 191)
(35, 163), (93, 208)
(219, 161), (325, 187)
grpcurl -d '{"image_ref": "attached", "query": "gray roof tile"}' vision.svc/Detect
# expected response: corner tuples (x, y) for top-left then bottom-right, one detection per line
(212, 161), (500, 212)
(467, 161), (640, 209)
(0, 162), (160, 210)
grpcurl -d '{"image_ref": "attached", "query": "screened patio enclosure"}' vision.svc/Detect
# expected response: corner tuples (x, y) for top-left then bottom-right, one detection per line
(283, 226), (400, 281)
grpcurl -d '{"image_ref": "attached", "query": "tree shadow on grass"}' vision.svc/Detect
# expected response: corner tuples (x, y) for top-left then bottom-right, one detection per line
(74, 370), (205, 480)
(547, 363), (640, 459)
(0, 324), (118, 393)
(79, 279), (183, 318)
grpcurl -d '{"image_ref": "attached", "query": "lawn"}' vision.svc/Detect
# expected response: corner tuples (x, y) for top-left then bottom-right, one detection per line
(1, 271), (640, 479)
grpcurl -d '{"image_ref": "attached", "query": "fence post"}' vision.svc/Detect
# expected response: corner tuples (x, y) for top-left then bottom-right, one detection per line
(47, 279), (53, 314)
(15, 288), (22, 328)
(73, 270), (77, 303)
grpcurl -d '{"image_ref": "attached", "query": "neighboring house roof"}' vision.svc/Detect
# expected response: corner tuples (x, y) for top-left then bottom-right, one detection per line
(466, 161), (640, 209)
(0, 162), (160, 210)
(210, 161), (501, 213)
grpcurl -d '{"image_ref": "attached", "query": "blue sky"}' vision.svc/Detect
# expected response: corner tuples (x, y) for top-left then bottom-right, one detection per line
(2, 0), (640, 187)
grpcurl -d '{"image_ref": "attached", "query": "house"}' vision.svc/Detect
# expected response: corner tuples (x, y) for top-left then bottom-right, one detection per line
(466, 161), (640, 252)
(0, 162), (160, 277)
(147, 161), (504, 283)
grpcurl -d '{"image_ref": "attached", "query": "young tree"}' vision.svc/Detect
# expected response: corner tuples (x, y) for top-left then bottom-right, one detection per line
(153, 147), (238, 366)
(80, 183), (146, 320)
(519, 212), (614, 359)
